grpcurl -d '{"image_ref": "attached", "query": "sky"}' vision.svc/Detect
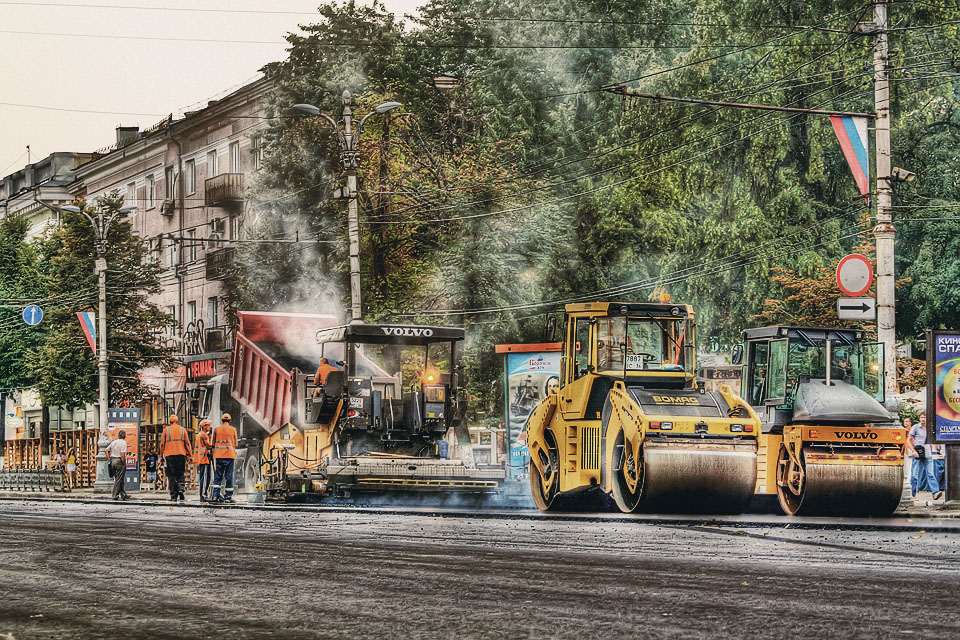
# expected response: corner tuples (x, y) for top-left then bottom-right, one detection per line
(0, 0), (422, 179)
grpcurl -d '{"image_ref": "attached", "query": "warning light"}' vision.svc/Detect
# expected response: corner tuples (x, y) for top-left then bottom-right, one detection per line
(659, 293), (672, 303)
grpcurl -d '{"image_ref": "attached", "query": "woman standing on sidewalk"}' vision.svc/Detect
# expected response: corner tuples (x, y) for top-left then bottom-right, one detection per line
(65, 448), (77, 490)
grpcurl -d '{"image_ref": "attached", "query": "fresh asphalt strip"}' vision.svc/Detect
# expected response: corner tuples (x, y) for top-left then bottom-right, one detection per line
(0, 493), (957, 533)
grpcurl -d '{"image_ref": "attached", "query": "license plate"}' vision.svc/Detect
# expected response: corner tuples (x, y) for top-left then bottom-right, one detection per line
(348, 397), (364, 409)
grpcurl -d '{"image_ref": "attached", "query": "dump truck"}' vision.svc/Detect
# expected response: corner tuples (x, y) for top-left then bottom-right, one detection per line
(198, 311), (503, 500)
(526, 301), (761, 514)
(736, 326), (905, 516)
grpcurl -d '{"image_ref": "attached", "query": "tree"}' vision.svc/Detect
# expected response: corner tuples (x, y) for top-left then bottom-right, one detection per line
(28, 193), (178, 408)
(0, 216), (45, 391)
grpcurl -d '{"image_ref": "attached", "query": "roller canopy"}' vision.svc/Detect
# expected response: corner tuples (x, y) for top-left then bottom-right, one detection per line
(628, 388), (732, 418)
(792, 380), (892, 423)
(316, 324), (465, 345)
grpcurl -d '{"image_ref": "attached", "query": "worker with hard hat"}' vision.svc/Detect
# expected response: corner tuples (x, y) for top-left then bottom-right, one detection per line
(160, 414), (192, 503)
(211, 413), (238, 504)
(195, 419), (213, 502)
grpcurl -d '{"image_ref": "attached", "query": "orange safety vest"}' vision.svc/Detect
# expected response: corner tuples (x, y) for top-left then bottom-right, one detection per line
(161, 424), (192, 458)
(194, 430), (212, 465)
(314, 363), (339, 385)
(212, 424), (238, 460)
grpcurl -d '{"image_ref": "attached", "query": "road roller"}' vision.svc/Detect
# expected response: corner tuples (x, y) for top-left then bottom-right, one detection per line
(736, 326), (906, 516)
(526, 300), (761, 514)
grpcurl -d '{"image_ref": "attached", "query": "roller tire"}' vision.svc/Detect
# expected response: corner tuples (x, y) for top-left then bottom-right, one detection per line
(611, 429), (642, 513)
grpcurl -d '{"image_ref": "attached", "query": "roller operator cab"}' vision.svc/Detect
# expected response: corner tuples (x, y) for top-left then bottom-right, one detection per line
(261, 323), (503, 499)
(737, 326), (906, 516)
(526, 301), (761, 514)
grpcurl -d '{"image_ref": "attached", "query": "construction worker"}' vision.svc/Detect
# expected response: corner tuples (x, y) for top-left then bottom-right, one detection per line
(313, 357), (340, 396)
(195, 419), (213, 502)
(211, 413), (238, 503)
(160, 414), (192, 503)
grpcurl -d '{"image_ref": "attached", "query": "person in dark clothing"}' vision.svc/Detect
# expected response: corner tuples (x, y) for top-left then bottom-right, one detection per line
(143, 450), (158, 490)
(159, 415), (192, 502)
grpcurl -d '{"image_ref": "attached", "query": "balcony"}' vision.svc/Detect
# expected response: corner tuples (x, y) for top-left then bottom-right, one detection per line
(204, 173), (244, 207)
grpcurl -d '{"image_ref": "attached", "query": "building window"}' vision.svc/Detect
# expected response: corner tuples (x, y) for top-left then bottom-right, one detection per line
(207, 150), (218, 178)
(165, 166), (175, 200)
(186, 229), (197, 262)
(166, 241), (176, 269)
(166, 305), (176, 337)
(126, 181), (136, 208)
(230, 215), (240, 240)
(230, 141), (240, 173)
(186, 301), (197, 327)
(185, 159), (196, 195)
(251, 134), (263, 170)
(207, 297), (218, 328)
(146, 174), (155, 209)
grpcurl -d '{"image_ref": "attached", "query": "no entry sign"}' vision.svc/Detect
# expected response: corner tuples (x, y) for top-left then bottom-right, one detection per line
(836, 254), (873, 297)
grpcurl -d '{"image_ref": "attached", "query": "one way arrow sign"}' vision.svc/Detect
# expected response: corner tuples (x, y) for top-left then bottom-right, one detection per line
(837, 297), (876, 320)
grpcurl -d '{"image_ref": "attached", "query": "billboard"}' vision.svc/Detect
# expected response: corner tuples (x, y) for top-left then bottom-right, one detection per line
(497, 344), (562, 479)
(927, 331), (960, 443)
(108, 407), (141, 491)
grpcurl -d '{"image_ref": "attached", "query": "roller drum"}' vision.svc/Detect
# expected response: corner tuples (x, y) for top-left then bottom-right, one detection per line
(640, 438), (757, 514)
(785, 447), (904, 516)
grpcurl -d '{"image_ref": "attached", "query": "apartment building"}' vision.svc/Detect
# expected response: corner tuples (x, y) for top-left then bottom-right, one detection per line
(0, 151), (98, 237)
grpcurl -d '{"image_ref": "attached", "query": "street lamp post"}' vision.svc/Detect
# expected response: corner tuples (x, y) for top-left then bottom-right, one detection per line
(294, 91), (402, 325)
(62, 203), (136, 492)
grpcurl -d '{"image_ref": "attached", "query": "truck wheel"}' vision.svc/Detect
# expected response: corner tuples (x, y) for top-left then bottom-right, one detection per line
(530, 430), (560, 511)
(242, 454), (261, 494)
(611, 429), (642, 513)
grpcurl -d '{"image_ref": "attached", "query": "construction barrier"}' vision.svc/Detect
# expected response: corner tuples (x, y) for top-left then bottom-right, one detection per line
(0, 468), (65, 492)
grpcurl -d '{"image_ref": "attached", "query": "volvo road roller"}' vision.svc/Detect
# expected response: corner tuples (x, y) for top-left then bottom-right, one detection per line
(526, 300), (761, 514)
(736, 326), (906, 516)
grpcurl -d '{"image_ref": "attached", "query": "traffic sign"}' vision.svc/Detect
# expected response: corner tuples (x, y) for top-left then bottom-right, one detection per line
(836, 253), (873, 297)
(837, 297), (876, 320)
(22, 304), (43, 326)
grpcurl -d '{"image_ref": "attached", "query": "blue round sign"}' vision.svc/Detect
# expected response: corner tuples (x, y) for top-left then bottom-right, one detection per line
(22, 304), (43, 326)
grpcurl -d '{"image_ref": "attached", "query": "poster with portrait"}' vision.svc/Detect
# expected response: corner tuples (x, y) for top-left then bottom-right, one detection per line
(927, 331), (960, 443)
(502, 348), (562, 479)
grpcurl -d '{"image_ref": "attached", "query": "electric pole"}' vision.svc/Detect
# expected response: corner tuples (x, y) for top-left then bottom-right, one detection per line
(870, 0), (898, 398)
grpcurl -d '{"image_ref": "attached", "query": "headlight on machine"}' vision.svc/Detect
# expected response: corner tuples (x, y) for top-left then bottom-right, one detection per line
(730, 424), (744, 432)
(650, 421), (673, 430)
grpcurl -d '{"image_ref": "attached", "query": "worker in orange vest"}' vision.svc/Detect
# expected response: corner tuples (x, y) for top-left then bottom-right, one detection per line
(195, 419), (213, 502)
(160, 414), (192, 503)
(211, 413), (238, 503)
(313, 357), (340, 396)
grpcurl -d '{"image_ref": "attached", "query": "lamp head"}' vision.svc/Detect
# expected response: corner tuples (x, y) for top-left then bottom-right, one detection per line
(61, 205), (82, 213)
(375, 101), (402, 114)
(119, 205), (137, 214)
(292, 103), (321, 117)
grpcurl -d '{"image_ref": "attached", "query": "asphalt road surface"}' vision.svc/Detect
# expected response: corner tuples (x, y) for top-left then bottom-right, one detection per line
(0, 500), (957, 639)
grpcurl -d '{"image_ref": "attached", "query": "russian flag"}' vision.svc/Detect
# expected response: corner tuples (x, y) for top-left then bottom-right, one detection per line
(830, 115), (870, 203)
(77, 311), (96, 353)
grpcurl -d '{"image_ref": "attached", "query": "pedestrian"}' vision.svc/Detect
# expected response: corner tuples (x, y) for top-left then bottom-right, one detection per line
(930, 440), (947, 500)
(195, 419), (213, 502)
(907, 412), (942, 500)
(211, 413), (238, 504)
(52, 449), (64, 470)
(65, 448), (77, 490)
(160, 414), (192, 503)
(106, 430), (131, 501)
(143, 448), (158, 490)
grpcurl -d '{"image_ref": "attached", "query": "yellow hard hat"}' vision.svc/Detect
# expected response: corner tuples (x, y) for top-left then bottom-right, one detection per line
(221, 413), (232, 422)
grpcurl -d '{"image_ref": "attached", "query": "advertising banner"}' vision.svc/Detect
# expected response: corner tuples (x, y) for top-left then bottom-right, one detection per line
(927, 331), (960, 443)
(108, 407), (141, 491)
(502, 347), (562, 478)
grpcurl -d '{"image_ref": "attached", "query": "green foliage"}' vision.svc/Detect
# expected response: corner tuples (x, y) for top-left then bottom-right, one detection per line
(27, 193), (178, 408)
(0, 216), (45, 390)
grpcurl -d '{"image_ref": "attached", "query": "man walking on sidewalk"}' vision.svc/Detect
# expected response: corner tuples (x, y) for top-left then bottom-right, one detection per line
(160, 415), (192, 502)
(106, 430), (131, 501)
(195, 419), (213, 501)
(211, 413), (238, 504)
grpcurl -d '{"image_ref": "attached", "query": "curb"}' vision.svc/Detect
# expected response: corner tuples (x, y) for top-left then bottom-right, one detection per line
(1, 494), (959, 533)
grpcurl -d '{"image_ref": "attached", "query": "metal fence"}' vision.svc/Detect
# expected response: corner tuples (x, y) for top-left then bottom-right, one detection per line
(0, 469), (65, 492)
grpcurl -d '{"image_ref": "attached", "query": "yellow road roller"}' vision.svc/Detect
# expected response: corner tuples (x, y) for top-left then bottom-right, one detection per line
(736, 326), (906, 516)
(526, 300), (761, 514)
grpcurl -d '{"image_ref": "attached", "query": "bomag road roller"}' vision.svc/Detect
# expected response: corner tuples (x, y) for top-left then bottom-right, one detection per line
(526, 300), (761, 514)
(736, 326), (906, 516)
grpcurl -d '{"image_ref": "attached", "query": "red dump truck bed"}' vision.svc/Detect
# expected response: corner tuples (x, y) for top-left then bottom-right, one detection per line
(229, 311), (339, 435)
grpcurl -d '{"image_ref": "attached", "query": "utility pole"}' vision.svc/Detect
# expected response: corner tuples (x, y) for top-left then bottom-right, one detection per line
(869, 0), (898, 398)
(292, 93), (402, 325)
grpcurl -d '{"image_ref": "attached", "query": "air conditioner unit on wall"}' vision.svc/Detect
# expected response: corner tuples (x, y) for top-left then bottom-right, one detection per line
(210, 218), (225, 234)
(160, 199), (175, 216)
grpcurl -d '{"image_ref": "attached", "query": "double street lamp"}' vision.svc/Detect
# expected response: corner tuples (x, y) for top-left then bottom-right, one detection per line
(293, 91), (402, 324)
(62, 203), (136, 492)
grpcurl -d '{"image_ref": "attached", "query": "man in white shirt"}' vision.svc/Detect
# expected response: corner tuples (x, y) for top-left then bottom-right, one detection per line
(106, 431), (131, 501)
